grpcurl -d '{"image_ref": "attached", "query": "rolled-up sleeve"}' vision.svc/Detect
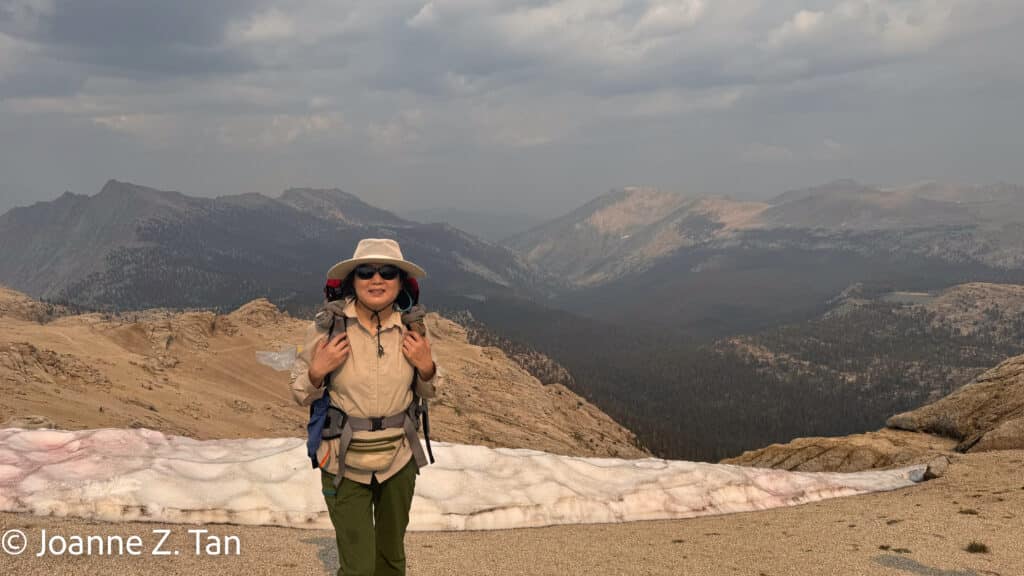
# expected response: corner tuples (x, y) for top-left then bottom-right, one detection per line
(413, 322), (445, 399)
(290, 322), (328, 406)
(414, 356), (444, 399)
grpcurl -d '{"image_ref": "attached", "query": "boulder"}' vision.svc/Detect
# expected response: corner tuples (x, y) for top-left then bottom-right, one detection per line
(887, 354), (1024, 453)
(922, 455), (950, 480)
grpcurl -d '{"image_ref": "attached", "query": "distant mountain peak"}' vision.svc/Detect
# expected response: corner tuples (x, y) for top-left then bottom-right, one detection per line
(95, 179), (196, 212)
(584, 187), (688, 235)
(279, 187), (360, 202)
(99, 178), (132, 192)
(99, 179), (175, 197)
(277, 187), (408, 226)
(769, 179), (876, 205)
(620, 185), (671, 195)
(0, 179), (546, 309)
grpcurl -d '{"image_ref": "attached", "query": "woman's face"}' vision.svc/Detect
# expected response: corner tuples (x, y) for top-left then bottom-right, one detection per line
(353, 264), (401, 310)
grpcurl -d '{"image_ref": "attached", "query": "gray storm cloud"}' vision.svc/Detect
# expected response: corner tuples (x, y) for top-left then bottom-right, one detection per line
(1, 0), (1022, 215)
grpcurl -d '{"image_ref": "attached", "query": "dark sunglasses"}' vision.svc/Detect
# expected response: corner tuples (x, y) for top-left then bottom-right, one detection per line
(354, 264), (401, 280)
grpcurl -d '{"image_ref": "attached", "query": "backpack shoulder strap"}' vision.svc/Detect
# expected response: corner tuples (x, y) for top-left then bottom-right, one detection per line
(323, 313), (349, 392)
(409, 367), (435, 465)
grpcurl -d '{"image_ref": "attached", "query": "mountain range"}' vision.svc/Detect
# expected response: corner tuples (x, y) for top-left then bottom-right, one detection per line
(7, 178), (1024, 336)
(3, 178), (1023, 461)
(509, 180), (1024, 286)
(0, 180), (549, 316)
(505, 180), (1024, 334)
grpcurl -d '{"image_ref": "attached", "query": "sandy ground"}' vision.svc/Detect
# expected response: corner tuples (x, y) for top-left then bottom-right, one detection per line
(1, 450), (1021, 576)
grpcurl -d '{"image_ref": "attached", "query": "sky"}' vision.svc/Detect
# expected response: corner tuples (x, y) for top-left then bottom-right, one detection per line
(1, 0), (1022, 217)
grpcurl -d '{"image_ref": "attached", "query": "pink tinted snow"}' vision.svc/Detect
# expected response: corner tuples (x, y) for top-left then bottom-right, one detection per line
(0, 427), (923, 530)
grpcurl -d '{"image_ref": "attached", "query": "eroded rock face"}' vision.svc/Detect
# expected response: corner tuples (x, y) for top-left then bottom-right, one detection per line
(0, 415), (55, 429)
(887, 354), (1024, 452)
(0, 286), (72, 323)
(721, 429), (956, 473)
(971, 417), (1024, 452)
(0, 342), (112, 389)
(227, 298), (285, 328)
(727, 352), (1024, 473)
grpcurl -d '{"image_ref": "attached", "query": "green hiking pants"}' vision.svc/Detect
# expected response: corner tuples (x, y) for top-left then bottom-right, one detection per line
(321, 457), (419, 576)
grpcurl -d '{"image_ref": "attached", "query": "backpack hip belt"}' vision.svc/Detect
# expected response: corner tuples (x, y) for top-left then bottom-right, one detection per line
(322, 400), (431, 489)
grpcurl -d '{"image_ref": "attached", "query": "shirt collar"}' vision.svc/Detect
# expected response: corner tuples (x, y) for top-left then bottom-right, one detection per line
(342, 297), (404, 330)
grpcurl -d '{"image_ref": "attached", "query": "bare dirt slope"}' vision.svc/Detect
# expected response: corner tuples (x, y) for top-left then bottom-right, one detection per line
(0, 285), (646, 458)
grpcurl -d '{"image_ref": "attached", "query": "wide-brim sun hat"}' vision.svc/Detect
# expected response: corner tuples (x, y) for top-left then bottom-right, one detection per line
(327, 238), (426, 280)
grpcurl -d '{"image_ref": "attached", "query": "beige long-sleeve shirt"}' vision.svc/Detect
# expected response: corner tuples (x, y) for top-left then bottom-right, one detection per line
(290, 297), (443, 484)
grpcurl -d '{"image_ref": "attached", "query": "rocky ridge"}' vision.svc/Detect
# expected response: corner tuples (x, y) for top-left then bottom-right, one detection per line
(724, 350), (1024, 472)
(0, 285), (646, 459)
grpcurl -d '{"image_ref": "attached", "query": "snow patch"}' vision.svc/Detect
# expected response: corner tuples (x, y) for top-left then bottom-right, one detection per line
(0, 428), (922, 531)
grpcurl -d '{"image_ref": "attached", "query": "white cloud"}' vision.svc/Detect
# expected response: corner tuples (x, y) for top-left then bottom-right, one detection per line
(466, 92), (578, 148)
(406, 1), (438, 28)
(226, 9), (296, 44)
(1, 0), (56, 33)
(766, 9), (825, 48)
(633, 0), (706, 36)
(765, 0), (987, 57)
(2, 0), (1023, 212)
(395, 0), (1020, 95)
(741, 142), (796, 165)
(217, 112), (345, 149)
(5, 93), (106, 116)
(602, 87), (743, 118)
(308, 95), (333, 110)
(367, 109), (424, 149)
(0, 33), (21, 77)
(491, 0), (708, 67)
(5, 75), (290, 118)
(742, 137), (849, 165)
(402, 0), (718, 76)
(814, 137), (848, 161)
(442, 71), (486, 97)
(91, 113), (180, 146)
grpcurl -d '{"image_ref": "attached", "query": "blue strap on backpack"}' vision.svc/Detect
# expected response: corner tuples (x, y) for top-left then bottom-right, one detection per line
(306, 396), (330, 469)
(306, 315), (345, 469)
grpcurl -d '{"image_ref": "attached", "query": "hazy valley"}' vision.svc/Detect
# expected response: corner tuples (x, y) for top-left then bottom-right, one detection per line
(2, 179), (1024, 463)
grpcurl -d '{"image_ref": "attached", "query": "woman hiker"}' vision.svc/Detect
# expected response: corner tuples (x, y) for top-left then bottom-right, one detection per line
(290, 238), (444, 576)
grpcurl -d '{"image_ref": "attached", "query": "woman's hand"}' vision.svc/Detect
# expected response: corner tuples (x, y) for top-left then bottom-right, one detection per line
(402, 331), (434, 377)
(309, 332), (350, 385)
